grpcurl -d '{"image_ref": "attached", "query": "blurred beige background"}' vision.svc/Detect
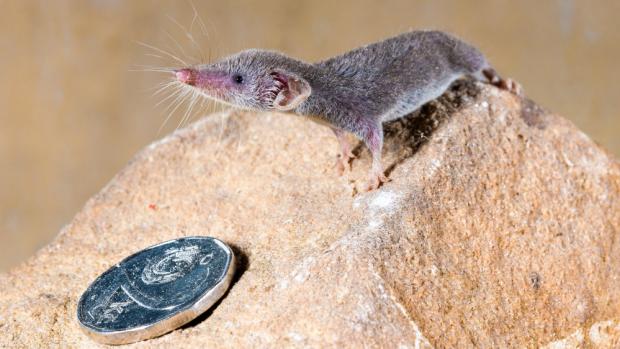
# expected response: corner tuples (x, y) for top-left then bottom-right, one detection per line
(0, 0), (618, 271)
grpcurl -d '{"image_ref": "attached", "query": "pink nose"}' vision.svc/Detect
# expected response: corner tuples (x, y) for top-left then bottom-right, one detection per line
(175, 68), (195, 85)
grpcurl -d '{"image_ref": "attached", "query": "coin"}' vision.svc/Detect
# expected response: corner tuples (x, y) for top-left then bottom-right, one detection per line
(77, 236), (235, 345)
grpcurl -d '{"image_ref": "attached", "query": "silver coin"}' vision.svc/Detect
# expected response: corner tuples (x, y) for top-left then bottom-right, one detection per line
(77, 236), (235, 345)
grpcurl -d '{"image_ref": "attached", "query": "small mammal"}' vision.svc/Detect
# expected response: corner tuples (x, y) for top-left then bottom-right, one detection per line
(173, 30), (521, 190)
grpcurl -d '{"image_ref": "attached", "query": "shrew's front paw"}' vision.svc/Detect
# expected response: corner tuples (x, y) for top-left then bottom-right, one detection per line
(334, 153), (355, 176)
(365, 171), (390, 191)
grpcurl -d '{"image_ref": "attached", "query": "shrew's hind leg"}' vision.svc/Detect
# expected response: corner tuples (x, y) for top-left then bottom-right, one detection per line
(480, 67), (523, 96)
(359, 121), (389, 191)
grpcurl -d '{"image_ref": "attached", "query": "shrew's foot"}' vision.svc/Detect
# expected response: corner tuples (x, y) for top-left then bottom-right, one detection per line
(482, 68), (524, 96)
(365, 169), (390, 191)
(332, 128), (356, 176)
(335, 152), (355, 176)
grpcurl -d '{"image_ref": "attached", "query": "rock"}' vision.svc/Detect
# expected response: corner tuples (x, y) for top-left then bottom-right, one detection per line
(1, 81), (619, 348)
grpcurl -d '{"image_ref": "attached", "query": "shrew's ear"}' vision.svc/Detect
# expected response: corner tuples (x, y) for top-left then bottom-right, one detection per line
(270, 70), (312, 111)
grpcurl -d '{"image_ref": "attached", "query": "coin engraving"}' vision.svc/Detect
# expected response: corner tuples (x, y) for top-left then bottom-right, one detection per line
(91, 298), (133, 324)
(87, 286), (136, 325)
(77, 237), (235, 345)
(141, 245), (214, 285)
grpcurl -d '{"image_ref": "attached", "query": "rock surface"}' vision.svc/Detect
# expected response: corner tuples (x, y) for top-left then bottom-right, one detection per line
(1, 81), (619, 348)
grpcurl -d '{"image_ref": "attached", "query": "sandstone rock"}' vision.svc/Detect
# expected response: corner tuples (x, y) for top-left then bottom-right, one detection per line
(1, 81), (619, 348)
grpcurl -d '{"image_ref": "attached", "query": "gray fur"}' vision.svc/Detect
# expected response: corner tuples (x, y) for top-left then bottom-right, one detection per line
(300, 31), (487, 127)
(179, 30), (514, 189)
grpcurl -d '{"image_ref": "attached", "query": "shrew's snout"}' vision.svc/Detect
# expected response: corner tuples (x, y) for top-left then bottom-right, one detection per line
(174, 68), (196, 86)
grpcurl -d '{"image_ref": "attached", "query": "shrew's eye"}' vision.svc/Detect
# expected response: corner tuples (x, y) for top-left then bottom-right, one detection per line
(233, 74), (243, 84)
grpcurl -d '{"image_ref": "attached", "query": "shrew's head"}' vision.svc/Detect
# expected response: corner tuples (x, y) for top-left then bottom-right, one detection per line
(174, 50), (311, 111)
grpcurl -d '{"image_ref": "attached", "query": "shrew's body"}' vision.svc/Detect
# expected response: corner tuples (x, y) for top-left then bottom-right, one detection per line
(173, 30), (521, 190)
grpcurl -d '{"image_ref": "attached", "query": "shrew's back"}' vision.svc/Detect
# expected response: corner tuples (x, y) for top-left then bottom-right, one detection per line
(315, 31), (487, 84)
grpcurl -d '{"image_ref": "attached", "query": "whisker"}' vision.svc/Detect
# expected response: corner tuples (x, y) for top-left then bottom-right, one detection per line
(196, 93), (209, 117)
(146, 77), (177, 88)
(188, 0), (210, 39)
(193, 91), (211, 122)
(144, 53), (165, 59)
(187, 90), (204, 123)
(151, 81), (179, 95)
(163, 29), (199, 64)
(203, 15), (223, 62)
(187, 1), (217, 64)
(177, 90), (199, 130)
(143, 80), (174, 94)
(163, 87), (190, 113)
(142, 5), (220, 138)
(158, 88), (192, 134)
(133, 64), (177, 70)
(129, 68), (176, 73)
(136, 40), (189, 67)
(186, 90), (202, 124)
(166, 15), (206, 64)
(155, 86), (184, 107)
